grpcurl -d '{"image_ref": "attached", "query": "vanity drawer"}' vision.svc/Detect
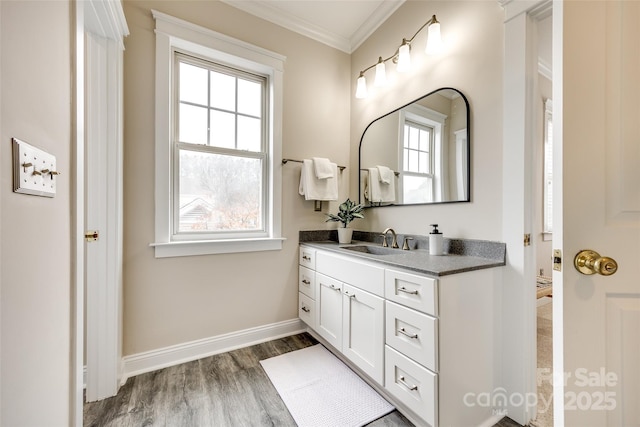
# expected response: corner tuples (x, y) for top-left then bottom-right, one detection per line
(385, 345), (437, 427)
(298, 266), (316, 299)
(385, 269), (438, 316)
(316, 251), (384, 297)
(299, 246), (316, 270)
(386, 301), (438, 372)
(298, 292), (315, 328)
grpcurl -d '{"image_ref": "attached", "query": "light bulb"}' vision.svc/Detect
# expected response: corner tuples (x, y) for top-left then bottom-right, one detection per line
(355, 73), (368, 99)
(397, 40), (411, 73)
(374, 57), (387, 87)
(425, 18), (443, 54)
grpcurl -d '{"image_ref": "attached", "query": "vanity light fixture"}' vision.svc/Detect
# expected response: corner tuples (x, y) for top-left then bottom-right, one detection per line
(355, 14), (443, 99)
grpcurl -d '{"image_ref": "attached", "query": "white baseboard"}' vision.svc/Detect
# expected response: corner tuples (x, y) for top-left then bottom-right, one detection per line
(121, 318), (305, 383)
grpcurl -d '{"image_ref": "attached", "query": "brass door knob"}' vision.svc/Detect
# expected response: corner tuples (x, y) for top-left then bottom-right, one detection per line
(574, 250), (618, 276)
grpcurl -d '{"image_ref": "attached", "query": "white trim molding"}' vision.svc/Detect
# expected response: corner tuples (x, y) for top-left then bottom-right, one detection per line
(152, 10), (285, 258)
(122, 319), (306, 382)
(220, 0), (404, 53)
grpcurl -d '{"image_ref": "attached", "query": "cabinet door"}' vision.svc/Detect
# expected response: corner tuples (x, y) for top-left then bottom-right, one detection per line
(342, 283), (385, 385)
(316, 273), (343, 350)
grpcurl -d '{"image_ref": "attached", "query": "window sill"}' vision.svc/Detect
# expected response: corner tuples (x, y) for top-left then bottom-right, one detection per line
(151, 237), (286, 258)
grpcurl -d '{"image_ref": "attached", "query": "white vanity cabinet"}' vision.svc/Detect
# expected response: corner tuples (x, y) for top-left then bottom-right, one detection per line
(309, 249), (385, 385)
(298, 244), (499, 427)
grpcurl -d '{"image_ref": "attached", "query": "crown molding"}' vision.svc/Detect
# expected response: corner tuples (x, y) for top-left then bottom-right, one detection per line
(350, 0), (405, 52)
(221, 0), (404, 54)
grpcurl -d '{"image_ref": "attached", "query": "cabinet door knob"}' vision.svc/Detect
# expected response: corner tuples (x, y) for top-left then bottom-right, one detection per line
(344, 291), (356, 299)
(398, 376), (418, 391)
(398, 286), (419, 295)
(302, 279), (311, 285)
(397, 327), (418, 339)
(301, 306), (310, 313)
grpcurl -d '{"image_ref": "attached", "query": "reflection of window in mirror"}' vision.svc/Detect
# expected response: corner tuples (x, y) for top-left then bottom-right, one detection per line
(543, 99), (553, 240)
(398, 105), (446, 204)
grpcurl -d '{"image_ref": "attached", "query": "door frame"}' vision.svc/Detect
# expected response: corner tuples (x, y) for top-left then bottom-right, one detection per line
(73, 0), (128, 420)
(501, 0), (553, 424)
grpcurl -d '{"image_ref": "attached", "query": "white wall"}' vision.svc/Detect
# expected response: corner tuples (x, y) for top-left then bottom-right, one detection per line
(0, 1), (72, 425)
(351, 1), (505, 240)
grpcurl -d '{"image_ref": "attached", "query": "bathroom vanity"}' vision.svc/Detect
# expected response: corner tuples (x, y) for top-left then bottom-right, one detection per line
(297, 233), (505, 427)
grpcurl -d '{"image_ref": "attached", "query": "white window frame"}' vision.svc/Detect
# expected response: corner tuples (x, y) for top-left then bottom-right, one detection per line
(397, 105), (447, 203)
(151, 10), (285, 258)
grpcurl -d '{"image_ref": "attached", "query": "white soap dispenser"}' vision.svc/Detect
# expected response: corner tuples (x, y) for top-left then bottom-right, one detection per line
(429, 224), (443, 256)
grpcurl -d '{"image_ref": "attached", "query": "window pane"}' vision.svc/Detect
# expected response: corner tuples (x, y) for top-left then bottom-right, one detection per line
(238, 79), (261, 117)
(419, 129), (430, 151)
(179, 62), (208, 105)
(408, 150), (418, 172)
(179, 103), (208, 145)
(403, 175), (433, 204)
(419, 152), (429, 173)
(237, 116), (261, 151)
(178, 150), (263, 232)
(210, 110), (235, 149)
(409, 127), (419, 149)
(210, 71), (236, 111)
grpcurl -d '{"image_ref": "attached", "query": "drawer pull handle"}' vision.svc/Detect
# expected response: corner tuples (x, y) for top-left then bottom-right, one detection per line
(302, 279), (311, 285)
(398, 328), (418, 339)
(301, 306), (310, 313)
(344, 291), (356, 299)
(329, 284), (341, 291)
(398, 376), (418, 391)
(302, 255), (311, 261)
(398, 286), (418, 295)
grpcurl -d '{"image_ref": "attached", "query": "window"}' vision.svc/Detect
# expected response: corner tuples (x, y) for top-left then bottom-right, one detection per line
(152, 11), (285, 258)
(543, 99), (553, 238)
(402, 120), (435, 203)
(398, 105), (446, 204)
(175, 55), (266, 236)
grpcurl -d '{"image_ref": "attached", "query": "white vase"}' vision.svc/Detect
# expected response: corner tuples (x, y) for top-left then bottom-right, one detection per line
(337, 227), (353, 244)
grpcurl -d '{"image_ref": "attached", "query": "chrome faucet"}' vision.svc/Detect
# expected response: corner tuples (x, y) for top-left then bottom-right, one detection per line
(381, 228), (399, 248)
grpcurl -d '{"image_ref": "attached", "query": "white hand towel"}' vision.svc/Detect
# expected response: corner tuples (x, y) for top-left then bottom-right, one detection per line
(365, 168), (395, 203)
(376, 165), (394, 185)
(312, 157), (335, 179)
(299, 159), (338, 201)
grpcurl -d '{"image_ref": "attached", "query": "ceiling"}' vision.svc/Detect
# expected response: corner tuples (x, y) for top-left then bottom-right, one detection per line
(221, 0), (405, 53)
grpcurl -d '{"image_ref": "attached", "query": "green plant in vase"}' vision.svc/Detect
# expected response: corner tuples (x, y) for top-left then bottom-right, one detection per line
(326, 198), (364, 243)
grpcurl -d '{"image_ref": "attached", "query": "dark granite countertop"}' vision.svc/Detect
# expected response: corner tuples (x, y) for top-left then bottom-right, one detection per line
(299, 230), (506, 277)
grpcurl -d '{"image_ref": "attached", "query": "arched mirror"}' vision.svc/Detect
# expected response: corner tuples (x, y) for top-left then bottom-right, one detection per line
(358, 87), (470, 207)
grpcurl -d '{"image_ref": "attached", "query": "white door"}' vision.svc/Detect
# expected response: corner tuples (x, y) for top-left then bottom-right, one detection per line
(342, 284), (384, 384)
(557, 1), (640, 425)
(84, 31), (124, 402)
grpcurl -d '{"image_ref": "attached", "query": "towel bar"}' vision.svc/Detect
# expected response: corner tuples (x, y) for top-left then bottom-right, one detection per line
(282, 158), (346, 171)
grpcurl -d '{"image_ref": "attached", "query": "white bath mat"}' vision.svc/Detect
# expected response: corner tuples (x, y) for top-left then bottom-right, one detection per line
(260, 344), (394, 427)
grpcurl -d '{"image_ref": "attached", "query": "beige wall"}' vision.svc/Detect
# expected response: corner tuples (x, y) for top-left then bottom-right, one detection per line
(0, 1), (72, 425)
(351, 1), (504, 240)
(122, 0), (505, 357)
(122, 1), (351, 355)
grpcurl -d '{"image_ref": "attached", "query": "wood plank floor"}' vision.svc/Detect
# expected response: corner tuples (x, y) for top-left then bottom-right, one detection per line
(84, 333), (522, 427)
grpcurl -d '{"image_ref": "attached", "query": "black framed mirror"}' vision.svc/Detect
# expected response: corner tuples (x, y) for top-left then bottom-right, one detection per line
(358, 87), (470, 207)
